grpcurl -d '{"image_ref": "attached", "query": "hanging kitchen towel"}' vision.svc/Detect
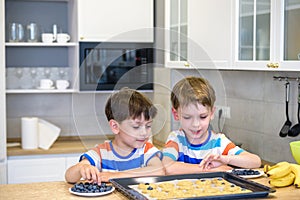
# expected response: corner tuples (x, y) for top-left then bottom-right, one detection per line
(38, 119), (61, 150)
(21, 117), (39, 149)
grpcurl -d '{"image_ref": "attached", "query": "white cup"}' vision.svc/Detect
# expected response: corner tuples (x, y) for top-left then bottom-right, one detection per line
(57, 33), (70, 43)
(56, 80), (70, 90)
(40, 79), (53, 89)
(42, 33), (55, 43)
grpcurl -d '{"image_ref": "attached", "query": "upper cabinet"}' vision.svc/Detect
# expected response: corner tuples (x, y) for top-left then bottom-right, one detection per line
(164, 0), (188, 68)
(78, 0), (154, 42)
(165, 0), (233, 69)
(4, 0), (79, 93)
(188, 0), (233, 69)
(233, 0), (300, 71)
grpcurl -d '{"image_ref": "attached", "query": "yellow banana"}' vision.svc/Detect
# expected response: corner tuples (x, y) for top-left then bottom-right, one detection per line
(264, 161), (290, 173)
(264, 164), (270, 173)
(291, 163), (300, 188)
(269, 172), (295, 187)
(267, 162), (292, 179)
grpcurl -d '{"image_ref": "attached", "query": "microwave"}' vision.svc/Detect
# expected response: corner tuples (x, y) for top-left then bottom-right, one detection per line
(79, 42), (154, 91)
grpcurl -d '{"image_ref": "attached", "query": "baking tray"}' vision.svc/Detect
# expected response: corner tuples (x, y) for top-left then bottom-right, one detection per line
(110, 172), (275, 200)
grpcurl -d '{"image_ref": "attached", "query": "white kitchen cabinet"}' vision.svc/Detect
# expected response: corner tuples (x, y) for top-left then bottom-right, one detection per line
(4, 0), (79, 93)
(7, 153), (80, 184)
(8, 155), (66, 184)
(233, 0), (300, 71)
(77, 0), (154, 42)
(164, 0), (188, 68)
(165, 0), (233, 69)
(65, 154), (80, 169)
(0, 0), (7, 184)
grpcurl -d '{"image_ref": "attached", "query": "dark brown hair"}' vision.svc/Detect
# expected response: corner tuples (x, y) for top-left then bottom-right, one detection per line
(105, 88), (157, 122)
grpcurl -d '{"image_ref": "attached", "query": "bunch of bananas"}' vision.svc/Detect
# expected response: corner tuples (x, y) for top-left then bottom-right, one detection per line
(264, 161), (300, 188)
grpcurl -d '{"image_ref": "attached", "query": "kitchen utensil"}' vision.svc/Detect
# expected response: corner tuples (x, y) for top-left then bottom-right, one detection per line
(279, 81), (292, 137)
(288, 82), (300, 137)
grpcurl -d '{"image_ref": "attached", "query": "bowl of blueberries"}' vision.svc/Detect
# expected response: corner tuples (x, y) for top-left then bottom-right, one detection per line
(69, 182), (115, 197)
(229, 169), (264, 179)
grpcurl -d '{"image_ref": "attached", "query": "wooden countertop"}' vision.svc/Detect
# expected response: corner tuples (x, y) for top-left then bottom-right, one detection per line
(7, 136), (165, 157)
(7, 136), (274, 166)
(7, 136), (115, 156)
(0, 172), (299, 200)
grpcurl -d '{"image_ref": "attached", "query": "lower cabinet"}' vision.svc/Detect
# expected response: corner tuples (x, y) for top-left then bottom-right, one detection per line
(7, 153), (80, 184)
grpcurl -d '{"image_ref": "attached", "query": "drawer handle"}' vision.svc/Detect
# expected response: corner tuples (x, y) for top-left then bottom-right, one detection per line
(267, 63), (279, 68)
(184, 62), (190, 67)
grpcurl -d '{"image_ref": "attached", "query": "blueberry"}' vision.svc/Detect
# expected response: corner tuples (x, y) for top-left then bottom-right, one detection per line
(71, 182), (113, 193)
(147, 186), (153, 190)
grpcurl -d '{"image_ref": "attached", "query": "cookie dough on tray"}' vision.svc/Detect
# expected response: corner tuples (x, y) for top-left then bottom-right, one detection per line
(134, 177), (252, 199)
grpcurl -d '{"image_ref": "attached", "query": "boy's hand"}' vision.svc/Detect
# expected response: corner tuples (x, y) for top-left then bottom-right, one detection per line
(79, 163), (102, 184)
(199, 154), (230, 170)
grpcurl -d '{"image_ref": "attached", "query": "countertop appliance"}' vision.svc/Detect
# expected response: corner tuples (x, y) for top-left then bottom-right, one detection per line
(79, 42), (154, 91)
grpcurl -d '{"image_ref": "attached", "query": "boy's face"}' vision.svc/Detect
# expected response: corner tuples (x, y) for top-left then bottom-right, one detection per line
(111, 115), (153, 150)
(172, 102), (215, 144)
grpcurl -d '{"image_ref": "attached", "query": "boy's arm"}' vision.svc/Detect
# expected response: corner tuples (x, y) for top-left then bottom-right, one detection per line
(199, 151), (261, 170)
(163, 156), (232, 175)
(99, 155), (165, 182)
(65, 159), (101, 183)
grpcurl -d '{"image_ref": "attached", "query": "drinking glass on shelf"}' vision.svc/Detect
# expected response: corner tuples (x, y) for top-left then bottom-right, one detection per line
(26, 23), (39, 42)
(8, 23), (24, 42)
(17, 24), (24, 42)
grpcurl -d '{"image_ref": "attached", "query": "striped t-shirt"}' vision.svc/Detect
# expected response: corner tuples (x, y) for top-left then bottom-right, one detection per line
(80, 140), (162, 172)
(163, 129), (244, 164)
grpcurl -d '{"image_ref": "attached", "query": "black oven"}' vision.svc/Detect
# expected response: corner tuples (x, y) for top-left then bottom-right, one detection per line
(79, 42), (154, 91)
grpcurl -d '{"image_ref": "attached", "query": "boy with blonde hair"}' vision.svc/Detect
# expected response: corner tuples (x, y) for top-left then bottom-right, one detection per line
(163, 76), (261, 174)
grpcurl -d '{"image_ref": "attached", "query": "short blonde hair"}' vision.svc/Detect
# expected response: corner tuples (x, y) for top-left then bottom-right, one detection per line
(171, 76), (216, 110)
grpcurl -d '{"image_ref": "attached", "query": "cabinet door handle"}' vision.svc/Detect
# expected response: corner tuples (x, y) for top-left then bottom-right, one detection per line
(184, 62), (190, 67)
(267, 63), (279, 68)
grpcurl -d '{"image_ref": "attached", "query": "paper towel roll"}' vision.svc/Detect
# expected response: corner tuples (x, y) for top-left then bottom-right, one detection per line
(21, 117), (39, 149)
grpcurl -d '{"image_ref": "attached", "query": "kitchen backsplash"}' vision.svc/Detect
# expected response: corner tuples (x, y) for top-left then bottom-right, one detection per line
(6, 68), (300, 163)
(165, 69), (300, 164)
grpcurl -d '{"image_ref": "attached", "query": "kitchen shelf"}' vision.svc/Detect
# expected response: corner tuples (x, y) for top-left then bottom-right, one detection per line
(6, 89), (77, 94)
(5, 42), (77, 47)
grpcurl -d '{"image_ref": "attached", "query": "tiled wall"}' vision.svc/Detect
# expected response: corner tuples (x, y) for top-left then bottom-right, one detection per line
(220, 70), (300, 163)
(6, 68), (300, 164)
(6, 92), (154, 139)
(153, 68), (300, 164)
